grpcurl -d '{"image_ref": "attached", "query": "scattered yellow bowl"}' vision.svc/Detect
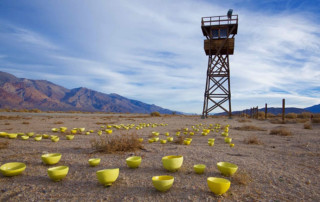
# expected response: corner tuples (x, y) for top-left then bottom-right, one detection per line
(183, 140), (191, 145)
(224, 137), (232, 143)
(105, 129), (113, 134)
(167, 137), (173, 142)
(152, 175), (174, 192)
(153, 137), (159, 142)
(27, 132), (34, 137)
(51, 128), (58, 132)
(138, 138), (144, 143)
(89, 158), (101, 167)
(47, 166), (69, 181)
(0, 162), (26, 177)
(51, 137), (60, 142)
(41, 153), (62, 165)
(96, 168), (119, 186)
(79, 128), (85, 132)
(208, 141), (214, 146)
(34, 136), (42, 141)
(66, 135), (74, 140)
(126, 156), (142, 168)
(207, 177), (230, 195)
(0, 132), (8, 138)
(162, 155), (183, 172)
(8, 133), (18, 139)
(60, 127), (67, 133)
(229, 143), (235, 147)
(21, 135), (29, 140)
(208, 138), (215, 142)
(194, 164), (206, 174)
(70, 129), (77, 134)
(148, 139), (154, 143)
(217, 162), (238, 176)
(43, 134), (49, 139)
(160, 140), (167, 144)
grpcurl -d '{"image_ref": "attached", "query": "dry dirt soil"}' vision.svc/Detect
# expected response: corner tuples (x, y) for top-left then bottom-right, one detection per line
(0, 112), (319, 201)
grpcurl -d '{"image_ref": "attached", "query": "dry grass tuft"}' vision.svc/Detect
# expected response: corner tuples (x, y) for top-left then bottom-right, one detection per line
(244, 135), (263, 145)
(150, 111), (161, 117)
(285, 113), (298, 119)
(312, 118), (320, 124)
(235, 125), (265, 131)
(4, 123), (10, 125)
(269, 127), (292, 136)
(174, 136), (185, 145)
(270, 118), (285, 124)
(54, 121), (64, 124)
(232, 170), (252, 185)
(237, 118), (251, 123)
(0, 140), (9, 150)
(90, 133), (143, 153)
(303, 122), (312, 129)
(22, 121), (30, 124)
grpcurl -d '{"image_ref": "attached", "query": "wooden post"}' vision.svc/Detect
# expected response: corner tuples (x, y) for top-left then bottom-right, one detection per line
(265, 103), (267, 119)
(256, 106), (259, 119)
(282, 99), (285, 122)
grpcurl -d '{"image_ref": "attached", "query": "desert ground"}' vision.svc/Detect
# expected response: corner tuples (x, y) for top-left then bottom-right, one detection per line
(0, 112), (319, 201)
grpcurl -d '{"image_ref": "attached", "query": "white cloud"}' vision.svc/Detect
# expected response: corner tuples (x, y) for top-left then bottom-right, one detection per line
(0, 0), (319, 113)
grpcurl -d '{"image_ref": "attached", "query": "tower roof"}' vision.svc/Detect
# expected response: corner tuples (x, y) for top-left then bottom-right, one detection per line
(201, 15), (238, 36)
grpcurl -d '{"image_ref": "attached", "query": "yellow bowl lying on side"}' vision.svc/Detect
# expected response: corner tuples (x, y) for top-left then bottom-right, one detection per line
(0, 132), (8, 138)
(217, 162), (238, 176)
(51, 128), (59, 132)
(0, 162), (26, 177)
(96, 168), (119, 186)
(152, 175), (174, 192)
(160, 140), (167, 144)
(51, 137), (60, 142)
(34, 136), (42, 141)
(183, 140), (191, 145)
(162, 155), (183, 172)
(66, 135), (74, 140)
(167, 137), (174, 142)
(47, 166), (69, 181)
(194, 164), (206, 174)
(8, 133), (18, 139)
(148, 139), (154, 143)
(41, 153), (62, 165)
(42, 134), (49, 139)
(207, 177), (230, 195)
(21, 135), (29, 140)
(224, 137), (232, 143)
(88, 158), (101, 167)
(126, 156), (141, 168)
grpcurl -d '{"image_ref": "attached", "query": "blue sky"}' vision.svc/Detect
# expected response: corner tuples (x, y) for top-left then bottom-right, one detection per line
(0, 0), (319, 113)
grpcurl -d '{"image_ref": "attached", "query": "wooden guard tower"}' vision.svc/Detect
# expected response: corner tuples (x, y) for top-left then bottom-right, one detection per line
(201, 11), (238, 118)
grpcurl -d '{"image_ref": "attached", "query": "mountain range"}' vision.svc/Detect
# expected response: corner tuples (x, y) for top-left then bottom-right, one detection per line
(0, 71), (177, 114)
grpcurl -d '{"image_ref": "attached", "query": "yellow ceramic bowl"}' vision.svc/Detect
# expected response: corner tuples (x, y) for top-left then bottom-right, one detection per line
(0, 132), (8, 138)
(167, 137), (173, 142)
(51, 128), (59, 132)
(96, 168), (119, 186)
(41, 153), (62, 165)
(21, 135), (29, 140)
(183, 140), (191, 145)
(8, 133), (18, 139)
(89, 158), (101, 167)
(152, 175), (174, 192)
(60, 127), (67, 133)
(70, 129), (77, 134)
(27, 132), (34, 137)
(194, 164), (206, 174)
(160, 140), (167, 144)
(34, 136), (42, 141)
(66, 135), (74, 140)
(79, 128), (85, 132)
(153, 137), (159, 142)
(207, 177), (230, 195)
(106, 129), (113, 134)
(0, 162), (26, 177)
(148, 139), (154, 143)
(138, 138), (144, 143)
(229, 143), (235, 147)
(224, 137), (232, 143)
(208, 141), (214, 146)
(208, 138), (215, 142)
(43, 134), (49, 139)
(126, 156), (141, 168)
(162, 155), (183, 172)
(217, 162), (238, 176)
(51, 137), (60, 142)
(47, 166), (69, 181)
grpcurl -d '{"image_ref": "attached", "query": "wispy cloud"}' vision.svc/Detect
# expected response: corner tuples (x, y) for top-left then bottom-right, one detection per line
(0, 0), (319, 113)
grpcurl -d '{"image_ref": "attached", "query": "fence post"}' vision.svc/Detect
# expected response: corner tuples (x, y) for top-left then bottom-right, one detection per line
(256, 106), (259, 119)
(265, 103), (267, 119)
(282, 99), (285, 122)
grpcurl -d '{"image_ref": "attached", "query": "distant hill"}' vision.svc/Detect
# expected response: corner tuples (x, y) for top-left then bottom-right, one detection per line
(0, 71), (178, 114)
(305, 104), (320, 113)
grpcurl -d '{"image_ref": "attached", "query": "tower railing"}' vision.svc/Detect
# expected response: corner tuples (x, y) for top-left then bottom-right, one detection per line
(201, 15), (238, 26)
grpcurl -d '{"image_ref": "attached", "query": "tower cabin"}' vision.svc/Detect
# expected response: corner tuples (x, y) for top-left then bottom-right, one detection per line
(201, 14), (238, 55)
